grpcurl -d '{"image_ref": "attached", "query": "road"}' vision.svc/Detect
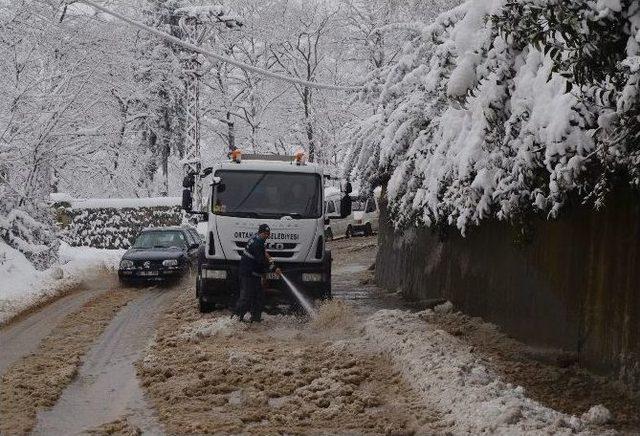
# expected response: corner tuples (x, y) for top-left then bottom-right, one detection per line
(0, 289), (106, 377)
(32, 288), (174, 435)
(1, 236), (637, 434)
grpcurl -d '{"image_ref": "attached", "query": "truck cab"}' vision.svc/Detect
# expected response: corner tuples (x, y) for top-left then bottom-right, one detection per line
(183, 153), (351, 313)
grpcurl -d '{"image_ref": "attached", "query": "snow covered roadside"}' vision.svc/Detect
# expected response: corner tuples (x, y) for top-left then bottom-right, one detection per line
(362, 307), (610, 434)
(0, 241), (124, 325)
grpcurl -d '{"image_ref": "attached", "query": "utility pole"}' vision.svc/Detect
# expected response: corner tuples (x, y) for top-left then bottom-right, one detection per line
(177, 10), (205, 210)
(174, 5), (242, 210)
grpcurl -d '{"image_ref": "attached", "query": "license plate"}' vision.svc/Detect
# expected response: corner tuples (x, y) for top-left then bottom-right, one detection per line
(139, 271), (159, 277)
(266, 272), (281, 280)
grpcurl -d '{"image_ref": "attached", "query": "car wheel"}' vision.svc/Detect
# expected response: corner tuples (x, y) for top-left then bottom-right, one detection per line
(346, 226), (353, 238)
(325, 227), (334, 241)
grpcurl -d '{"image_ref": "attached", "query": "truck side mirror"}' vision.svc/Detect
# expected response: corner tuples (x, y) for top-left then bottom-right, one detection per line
(340, 195), (352, 218)
(182, 189), (193, 211)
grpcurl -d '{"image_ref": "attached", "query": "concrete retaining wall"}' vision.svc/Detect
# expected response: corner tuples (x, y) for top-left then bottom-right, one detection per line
(376, 189), (640, 390)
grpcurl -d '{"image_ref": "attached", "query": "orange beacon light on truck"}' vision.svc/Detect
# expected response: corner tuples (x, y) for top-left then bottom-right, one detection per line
(230, 148), (242, 163)
(294, 149), (305, 165)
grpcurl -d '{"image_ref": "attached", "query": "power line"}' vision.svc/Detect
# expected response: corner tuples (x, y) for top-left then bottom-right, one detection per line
(74, 0), (362, 93)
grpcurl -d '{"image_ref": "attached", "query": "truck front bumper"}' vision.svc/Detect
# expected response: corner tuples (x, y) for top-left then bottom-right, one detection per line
(198, 259), (331, 305)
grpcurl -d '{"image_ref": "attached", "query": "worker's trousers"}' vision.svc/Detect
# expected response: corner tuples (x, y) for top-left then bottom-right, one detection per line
(234, 275), (264, 322)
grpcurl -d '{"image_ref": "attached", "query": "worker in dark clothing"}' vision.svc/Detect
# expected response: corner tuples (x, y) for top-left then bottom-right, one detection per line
(233, 224), (281, 322)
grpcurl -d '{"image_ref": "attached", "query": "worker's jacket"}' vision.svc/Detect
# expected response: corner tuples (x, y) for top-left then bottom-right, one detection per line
(239, 234), (270, 277)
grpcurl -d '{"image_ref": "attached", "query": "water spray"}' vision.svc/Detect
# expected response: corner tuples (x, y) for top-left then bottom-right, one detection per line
(280, 274), (317, 318)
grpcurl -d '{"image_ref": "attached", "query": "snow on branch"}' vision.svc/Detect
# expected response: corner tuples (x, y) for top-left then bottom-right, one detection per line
(76, 0), (361, 92)
(349, 0), (640, 234)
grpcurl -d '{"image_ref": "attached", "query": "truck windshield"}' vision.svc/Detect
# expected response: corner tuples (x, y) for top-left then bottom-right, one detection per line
(352, 200), (366, 212)
(213, 170), (322, 219)
(132, 231), (186, 249)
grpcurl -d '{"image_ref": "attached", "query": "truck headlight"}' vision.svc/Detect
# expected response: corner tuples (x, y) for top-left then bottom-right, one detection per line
(302, 273), (323, 282)
(203, 269), (227, 280)
(162, 259), (178, 267)
(120, 260), (134, 269)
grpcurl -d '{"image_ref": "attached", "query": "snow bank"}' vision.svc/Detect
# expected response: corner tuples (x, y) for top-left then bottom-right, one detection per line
(0, 241), (124, 324)
(0, 240), (40, 303)
(1, 209), (59, 270)
(58, 243), (125, 274)
(362, 309), (596, 434)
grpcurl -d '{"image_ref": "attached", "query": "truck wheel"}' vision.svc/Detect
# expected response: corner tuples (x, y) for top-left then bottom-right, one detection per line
(364, 223), (373, 236)
(345, 226), (353, 238)
(199, 296), (214, 313)
(325, 227), (334, 241)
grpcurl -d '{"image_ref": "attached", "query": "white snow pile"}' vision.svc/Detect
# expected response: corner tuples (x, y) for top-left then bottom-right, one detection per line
(0, 241), (124, 324)
(57, 243), (125, 275)
(347, 0), (640, 233)
(180, 313), (307, 342)
(581, 404), (613, 426)
(180, 317), (241, 340)
(362, 308), (611, 434)
(1, 208), (59, 269)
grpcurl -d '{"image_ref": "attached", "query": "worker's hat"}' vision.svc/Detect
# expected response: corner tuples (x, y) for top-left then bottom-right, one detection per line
(258, 224), (271, 233)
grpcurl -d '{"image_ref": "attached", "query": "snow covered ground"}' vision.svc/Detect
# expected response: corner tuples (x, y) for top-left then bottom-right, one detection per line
(362, 306), (614, 434)
(0, 241), (124, 324)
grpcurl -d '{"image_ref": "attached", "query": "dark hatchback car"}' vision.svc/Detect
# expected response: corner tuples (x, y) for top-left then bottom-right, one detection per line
(118, 226), (202, 285)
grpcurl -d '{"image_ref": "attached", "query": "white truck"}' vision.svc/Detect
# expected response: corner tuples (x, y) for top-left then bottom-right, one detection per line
(346, 187), (381, 237)
(182, 153), (351, 313)
(324, 186), (381, 239)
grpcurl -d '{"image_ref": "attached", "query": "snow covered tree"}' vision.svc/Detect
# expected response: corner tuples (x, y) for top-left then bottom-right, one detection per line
(349, 0), (640, 233)
(267, 1), (340, 162)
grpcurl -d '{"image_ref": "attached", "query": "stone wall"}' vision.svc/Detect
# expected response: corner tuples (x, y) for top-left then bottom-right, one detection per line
(51, 196), (183, 249)
(376, 189), (640, 389)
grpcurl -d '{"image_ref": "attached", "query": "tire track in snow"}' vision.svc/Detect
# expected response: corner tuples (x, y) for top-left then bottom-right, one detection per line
(0, 288), (138, 435)
(0, 289), (105, 377)
(32, 287), (177, 436)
